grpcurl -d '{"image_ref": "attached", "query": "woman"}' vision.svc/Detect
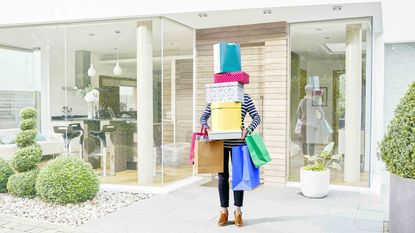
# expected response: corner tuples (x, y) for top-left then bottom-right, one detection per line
(296, 84), (325, 159)
(200, 93), (261, 227)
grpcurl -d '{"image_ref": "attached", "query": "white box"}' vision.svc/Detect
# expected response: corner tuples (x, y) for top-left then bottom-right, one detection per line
(208, 130), (242, 140)
(205, 82), (244, 104)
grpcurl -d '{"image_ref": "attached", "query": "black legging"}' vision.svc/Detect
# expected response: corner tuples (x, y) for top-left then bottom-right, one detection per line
(218, 147), (244, 208)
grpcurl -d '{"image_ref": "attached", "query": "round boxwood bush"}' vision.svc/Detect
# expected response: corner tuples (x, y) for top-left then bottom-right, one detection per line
(0, 159), (14, 193)
(19, 118), (37, 131)
(7, 169), (38, 198)
(20, 107), (37, 120)
(379, 82), (415, 179)
(15, 130), (37, 148)
(11, 145), (42, 172)
(36, 157), (99, 204)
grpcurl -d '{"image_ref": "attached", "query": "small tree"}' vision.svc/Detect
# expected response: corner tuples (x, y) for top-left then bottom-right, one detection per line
(7, 107), (42, 197)
(379, 82), (415, 179)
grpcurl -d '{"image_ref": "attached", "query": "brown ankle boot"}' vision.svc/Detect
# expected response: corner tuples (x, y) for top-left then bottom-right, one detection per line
(218, 212), (228, 226)
(234, 211), (243, 227)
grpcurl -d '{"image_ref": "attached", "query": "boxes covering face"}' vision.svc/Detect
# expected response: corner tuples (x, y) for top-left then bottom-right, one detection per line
(211, 102), (242, 131)
(213, 42), (241, 74)
(214, 71), (250, 84)
(206, 82), (244, 104)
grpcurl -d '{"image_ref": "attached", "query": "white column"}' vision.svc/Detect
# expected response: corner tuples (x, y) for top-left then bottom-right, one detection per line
(39, 46), (51, 137)
(344, 24), (362, 183)
(137, 21), (154, 184)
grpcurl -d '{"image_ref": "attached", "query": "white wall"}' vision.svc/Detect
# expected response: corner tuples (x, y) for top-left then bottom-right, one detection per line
(384, 43), (415, 130)
(48, 47), (88, 116)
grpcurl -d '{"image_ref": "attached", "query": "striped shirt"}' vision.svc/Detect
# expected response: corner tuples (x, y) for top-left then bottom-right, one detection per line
(200, 94), (261, 147)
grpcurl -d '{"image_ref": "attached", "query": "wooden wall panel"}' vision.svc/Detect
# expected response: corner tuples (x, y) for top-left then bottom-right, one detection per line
(162, 59), (194, 145)
(196, 22), (289, 184)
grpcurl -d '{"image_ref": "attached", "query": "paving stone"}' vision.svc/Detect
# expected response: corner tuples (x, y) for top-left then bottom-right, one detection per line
(0, 228), (12, 233)
(25, 227), (50, 233)
(6, 230), (26, 233)
(40, 230), (60, 233)
(0, 221), (9, 227)
(8, 224), (35, 231)
(0, 184), (386, 233)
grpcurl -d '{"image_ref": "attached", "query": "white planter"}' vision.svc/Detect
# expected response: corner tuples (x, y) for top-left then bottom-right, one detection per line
(300, 167), (330, 198)
(389, 174), (415, 233)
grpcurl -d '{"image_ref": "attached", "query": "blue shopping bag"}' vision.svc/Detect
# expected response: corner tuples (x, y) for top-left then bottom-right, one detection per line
(232, 145), (260, 191)
(213, 42), (241, 74)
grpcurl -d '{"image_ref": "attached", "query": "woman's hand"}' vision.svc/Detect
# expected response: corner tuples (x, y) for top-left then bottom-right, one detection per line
(241, 128), (248, 139)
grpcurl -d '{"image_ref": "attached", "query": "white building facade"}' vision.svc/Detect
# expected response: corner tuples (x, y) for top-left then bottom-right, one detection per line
(0, 0), (413, 195)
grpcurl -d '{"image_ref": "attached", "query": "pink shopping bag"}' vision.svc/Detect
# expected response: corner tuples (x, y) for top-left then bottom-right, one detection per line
(189, 127), (208, 163)
(213, 71), (250, 84)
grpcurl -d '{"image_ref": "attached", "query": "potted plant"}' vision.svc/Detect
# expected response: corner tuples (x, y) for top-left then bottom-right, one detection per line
(300, 142), (342, 198)
(379, 82), (415, 233)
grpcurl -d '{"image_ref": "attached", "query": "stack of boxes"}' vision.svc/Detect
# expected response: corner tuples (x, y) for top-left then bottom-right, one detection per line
(206, 42), (250, 140)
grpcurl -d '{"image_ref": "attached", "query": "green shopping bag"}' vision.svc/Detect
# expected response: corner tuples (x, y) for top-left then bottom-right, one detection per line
(245, 128), (271, 168)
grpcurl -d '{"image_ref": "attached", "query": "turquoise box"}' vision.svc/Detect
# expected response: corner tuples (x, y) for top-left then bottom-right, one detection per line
(213, 42), (241, 74)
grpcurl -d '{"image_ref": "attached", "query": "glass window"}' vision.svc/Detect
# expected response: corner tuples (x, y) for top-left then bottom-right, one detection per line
(0, 18), (195, 187)
(289, 18), (372, 186)
(0, 47), (39, 129)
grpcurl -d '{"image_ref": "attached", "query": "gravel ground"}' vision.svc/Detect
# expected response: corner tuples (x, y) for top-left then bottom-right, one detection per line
(0, 191), (152, 226)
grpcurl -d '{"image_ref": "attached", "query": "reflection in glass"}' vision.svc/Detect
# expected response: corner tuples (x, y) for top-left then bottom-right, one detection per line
(289, 19), (371, 186)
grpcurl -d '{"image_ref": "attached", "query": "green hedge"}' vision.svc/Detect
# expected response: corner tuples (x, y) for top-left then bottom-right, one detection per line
(11, 145), (42, 172)
(20, 107), (37, 120)
(15, 130), (37, 148)
(19, 119), (37, 131)
(7, 169), (39, 198)
(36, 157), (99, 204)
(0, 159), (14, 193)
(380, 82), (415, 179)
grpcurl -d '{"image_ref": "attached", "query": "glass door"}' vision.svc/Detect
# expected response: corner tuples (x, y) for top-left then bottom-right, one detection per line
(289, 18), (372, 186)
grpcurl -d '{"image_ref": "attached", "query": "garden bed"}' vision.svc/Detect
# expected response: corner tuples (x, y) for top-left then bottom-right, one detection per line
(0, 190), (152, 226)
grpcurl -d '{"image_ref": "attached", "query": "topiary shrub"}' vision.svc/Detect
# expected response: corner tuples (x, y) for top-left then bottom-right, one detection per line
(11, 145), (42, 172)
(0, 159), (14, 193)
(20, 107), (37, 120)
(15, 130), (37, 148)
(7, 169), (38, 198)
(379, 82), (415, 179)
(9, 107), (42, 198)
(36, 157), (99, 204)
(19, 118), (37, 131)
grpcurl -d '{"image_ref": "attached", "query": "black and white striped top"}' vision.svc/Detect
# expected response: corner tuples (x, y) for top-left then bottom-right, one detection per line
(200, 94), (261, 147)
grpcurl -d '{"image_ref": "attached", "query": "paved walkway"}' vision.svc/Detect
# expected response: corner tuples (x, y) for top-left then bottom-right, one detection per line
(0, 180), (387, 233)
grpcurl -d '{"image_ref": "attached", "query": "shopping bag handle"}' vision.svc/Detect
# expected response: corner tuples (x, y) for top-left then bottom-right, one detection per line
(246, 127), (253, 135)
(200, 126), (208, 136)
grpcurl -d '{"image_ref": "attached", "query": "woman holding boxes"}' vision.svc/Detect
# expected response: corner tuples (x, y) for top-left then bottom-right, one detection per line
(200, 42), (261, 227)
(200, 94), (261, 227)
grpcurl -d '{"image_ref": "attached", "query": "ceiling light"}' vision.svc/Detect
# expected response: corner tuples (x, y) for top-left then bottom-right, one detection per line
(325, 36), (330, 40)
(113, 53), (122, 76)
(115, 30), (121, 34)
(263, 9), (272, 14)
(87, 63), (96, 77)
(89, 33), (95, 37)
(332, 5), (342, 11)
(198, 12), (208, 18)
(316, 28), (323, 31)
